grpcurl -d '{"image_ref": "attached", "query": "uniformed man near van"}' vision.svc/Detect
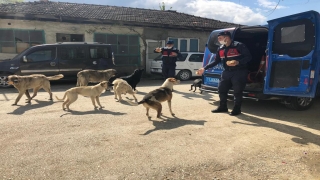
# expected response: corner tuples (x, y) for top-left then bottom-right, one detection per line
(154, 40), (182, 79)
(197, 31), (252, 116)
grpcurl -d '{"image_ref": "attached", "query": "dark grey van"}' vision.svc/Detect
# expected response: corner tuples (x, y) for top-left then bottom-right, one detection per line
(0, 42), (115, 87)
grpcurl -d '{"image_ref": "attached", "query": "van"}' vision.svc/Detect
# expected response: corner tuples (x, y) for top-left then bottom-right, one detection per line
(200, 10), (320, 111)
(150, 52), (204, 80)
(0, 42), (115, 87)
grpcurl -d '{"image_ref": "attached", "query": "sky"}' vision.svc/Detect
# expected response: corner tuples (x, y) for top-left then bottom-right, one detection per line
(27, 0), (320, 26)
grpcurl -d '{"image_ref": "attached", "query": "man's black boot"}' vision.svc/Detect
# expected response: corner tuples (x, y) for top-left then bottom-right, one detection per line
(230, 106), (241, 116)
(211, 106), (228, 113)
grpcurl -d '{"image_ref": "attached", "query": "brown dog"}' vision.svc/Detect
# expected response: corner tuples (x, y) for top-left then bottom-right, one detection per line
(8, 74), (64, 105)
(76, 69), (117, 86)
(127, 78), (180, 118)
(55, 81), (109, 111)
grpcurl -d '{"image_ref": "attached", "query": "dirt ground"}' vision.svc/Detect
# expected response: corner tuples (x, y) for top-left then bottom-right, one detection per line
(0, 79), (319, 180)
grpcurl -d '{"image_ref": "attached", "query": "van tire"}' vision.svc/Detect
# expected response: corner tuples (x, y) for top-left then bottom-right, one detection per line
(177, 70), (192, 81)
(284, 97), (314, 111)
(0, 73), (12, 88)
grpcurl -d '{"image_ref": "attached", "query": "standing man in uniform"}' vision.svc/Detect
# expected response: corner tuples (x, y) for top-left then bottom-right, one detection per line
(197, 31), (252, 116)
(154, 40), (181, 79)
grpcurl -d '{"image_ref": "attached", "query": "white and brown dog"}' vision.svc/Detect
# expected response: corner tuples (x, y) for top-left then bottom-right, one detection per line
(111, 78), (138, 102)
(127, 78), (180, 118)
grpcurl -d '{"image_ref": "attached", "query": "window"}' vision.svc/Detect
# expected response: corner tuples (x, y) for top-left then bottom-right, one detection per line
(90, 46), (110, 59)
(94, 33), (140, 65)
(281, 25), (305, 43)
(177, 53), (188, 61)
(272, 19), (315, 57)
(56, 33), (84, 42)
(168, 38), (199, 52)
(189, 54), (204, 62)
(26, 49), (55, 62)
(0, 29), (45, 54)
(60, 47), (86, 61)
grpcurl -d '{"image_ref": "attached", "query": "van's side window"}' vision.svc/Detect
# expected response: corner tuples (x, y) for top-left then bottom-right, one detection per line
(90, 47), (109, 59)
(60, 47), (86, 61)
(26, 49), (55, 62)
(189, 54), (204, 62)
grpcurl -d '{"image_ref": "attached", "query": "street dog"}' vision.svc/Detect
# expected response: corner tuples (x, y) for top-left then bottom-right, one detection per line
(108, 68), (144, 91)
(127, 78), (180, 118)
(112, 78), (138, 102)
(8, 74), (64, 105)
(55, 81), (109, 111)
(76, 69), (117, 86)
(189, 78), (203, 93)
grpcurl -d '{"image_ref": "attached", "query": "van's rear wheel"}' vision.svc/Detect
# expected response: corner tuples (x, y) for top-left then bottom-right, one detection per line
(177, 70), (191, 81)
(0, 74), (12, 88)
(284, 97), (314, 111)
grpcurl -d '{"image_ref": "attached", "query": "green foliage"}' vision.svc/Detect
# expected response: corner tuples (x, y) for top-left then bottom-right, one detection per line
(159, 2), (172, 11)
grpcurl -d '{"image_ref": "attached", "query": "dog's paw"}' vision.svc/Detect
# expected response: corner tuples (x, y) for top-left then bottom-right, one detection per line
(11, 103), (17, 106)
(171, 113), (175, 116)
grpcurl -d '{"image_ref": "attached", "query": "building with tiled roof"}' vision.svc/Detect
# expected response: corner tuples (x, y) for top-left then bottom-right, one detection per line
(0, 0), (239, 74)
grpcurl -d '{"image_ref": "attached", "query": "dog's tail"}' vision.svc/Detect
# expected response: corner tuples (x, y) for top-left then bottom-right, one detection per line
(47, 74), (64, 81)
(125, 98), (145, 106)
(55, 93), (67, 101)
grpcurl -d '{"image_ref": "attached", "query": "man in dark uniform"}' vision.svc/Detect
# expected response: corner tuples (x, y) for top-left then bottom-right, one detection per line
(154, 40), (181, 79)
(197, 31), (252, 116)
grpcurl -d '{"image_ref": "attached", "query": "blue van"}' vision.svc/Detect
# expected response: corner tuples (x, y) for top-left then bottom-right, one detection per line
(200, 10), (320, 111)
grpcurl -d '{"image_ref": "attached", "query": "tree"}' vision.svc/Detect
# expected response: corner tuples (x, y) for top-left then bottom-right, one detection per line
(0, 0), (24, 4)
(159, 2), (172, 11)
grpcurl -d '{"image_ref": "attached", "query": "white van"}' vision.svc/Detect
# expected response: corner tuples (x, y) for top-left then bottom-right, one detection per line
(150, 52), (204, 80)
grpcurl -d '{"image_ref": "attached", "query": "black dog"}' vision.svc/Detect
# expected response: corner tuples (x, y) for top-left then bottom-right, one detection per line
(189, 78), (202, 93)
(108, 68), (144, 91)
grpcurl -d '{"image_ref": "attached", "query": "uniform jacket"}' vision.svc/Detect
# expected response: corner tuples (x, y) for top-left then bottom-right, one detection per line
(154, 47), (182, 66)
(204, 41), (252, 71)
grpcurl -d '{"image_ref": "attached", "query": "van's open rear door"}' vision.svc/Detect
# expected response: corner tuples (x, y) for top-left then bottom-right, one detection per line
(264, 11), (320, 98)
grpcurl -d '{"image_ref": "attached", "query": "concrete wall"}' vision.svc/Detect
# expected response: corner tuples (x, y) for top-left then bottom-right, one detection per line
(143, 27), (210, 52)
(0, 18), (211, 75)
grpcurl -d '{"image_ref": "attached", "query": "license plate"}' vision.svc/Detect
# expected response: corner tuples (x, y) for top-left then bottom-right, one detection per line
(205, 77), (220, 83)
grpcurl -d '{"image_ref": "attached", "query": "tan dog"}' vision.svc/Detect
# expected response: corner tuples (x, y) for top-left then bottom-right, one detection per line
(112, 78), (138, 102)
(127, 78), (180, 118)
(76, 69), (117, 86)
(7, 74), (64, 105)
(55, 81), (109, 111)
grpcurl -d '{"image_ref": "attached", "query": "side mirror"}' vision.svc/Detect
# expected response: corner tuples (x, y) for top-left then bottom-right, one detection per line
(23, 56), (28, 63)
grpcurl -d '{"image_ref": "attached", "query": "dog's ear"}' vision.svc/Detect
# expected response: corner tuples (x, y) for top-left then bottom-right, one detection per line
(8, 78), (18, 85)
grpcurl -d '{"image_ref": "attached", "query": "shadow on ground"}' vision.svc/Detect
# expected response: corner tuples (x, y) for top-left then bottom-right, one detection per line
(142, 115), (207, 135)
(209, 97), (320, 134)
(7, 99), (56, 115)
(233, 113), (320, 147)
(59, 108), (127, 117)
